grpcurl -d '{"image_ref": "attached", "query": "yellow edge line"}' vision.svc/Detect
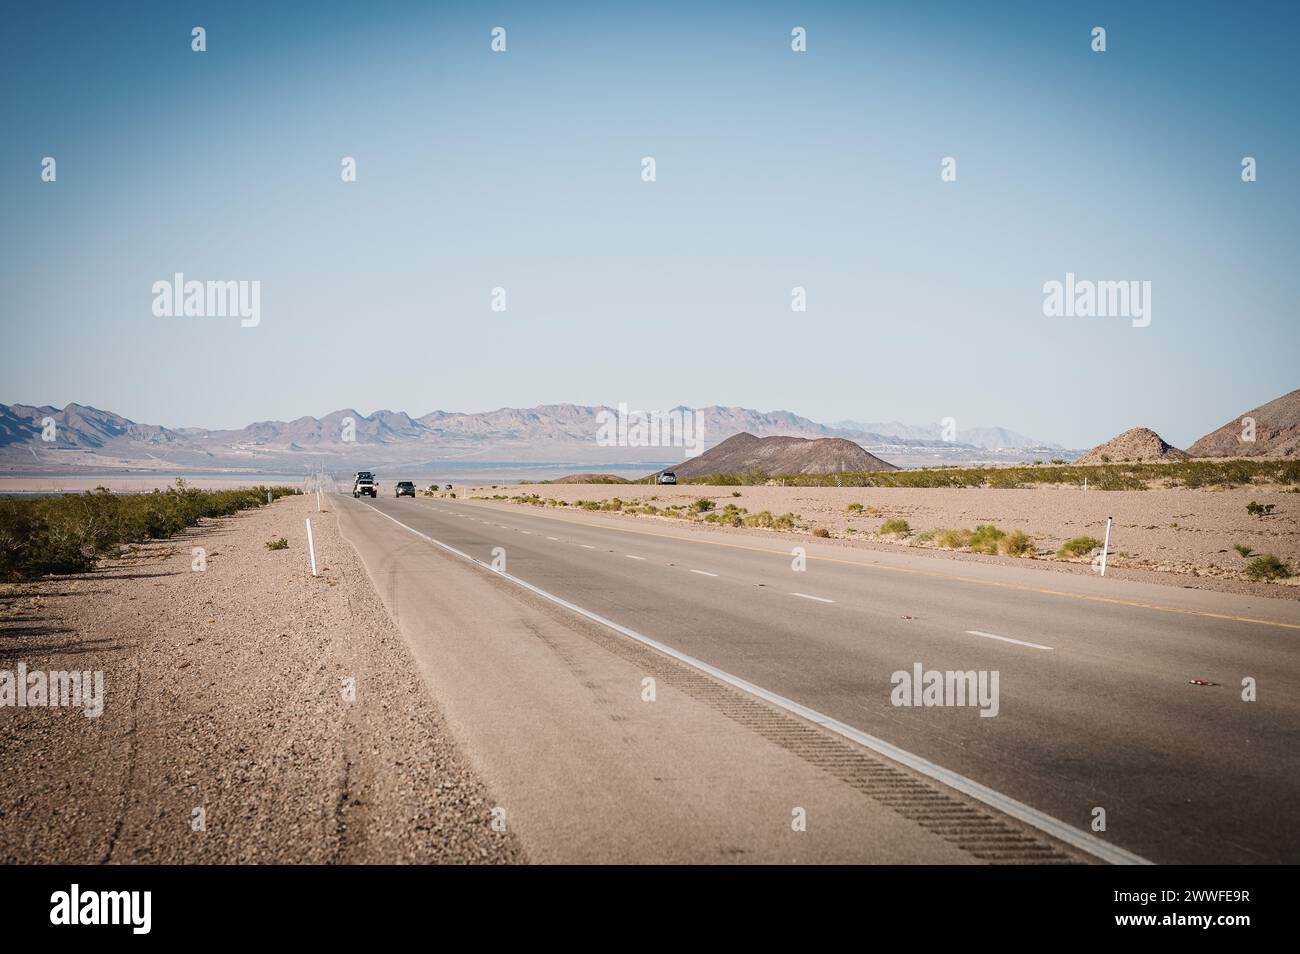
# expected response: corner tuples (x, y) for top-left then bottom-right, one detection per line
(437, 497), (1300, 632)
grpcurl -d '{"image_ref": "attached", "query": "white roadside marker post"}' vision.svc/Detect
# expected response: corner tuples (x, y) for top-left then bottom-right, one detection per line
(1100, 515), (1112, 577)
(267, 491), (272, 505)
(316, 487), (322, 512)
(306, 518), (318, 577)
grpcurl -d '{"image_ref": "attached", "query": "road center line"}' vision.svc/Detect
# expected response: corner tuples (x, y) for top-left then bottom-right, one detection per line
(354, 498), (1150, 866)
(792, 592), (835, 604)
(964, 630), (1054, 651)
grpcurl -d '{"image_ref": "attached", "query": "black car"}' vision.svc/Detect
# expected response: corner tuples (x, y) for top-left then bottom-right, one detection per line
(395, 481), (416, 498)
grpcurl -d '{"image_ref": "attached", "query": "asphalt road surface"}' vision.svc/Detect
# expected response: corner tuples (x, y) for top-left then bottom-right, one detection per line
(348, 493), (1300, 864)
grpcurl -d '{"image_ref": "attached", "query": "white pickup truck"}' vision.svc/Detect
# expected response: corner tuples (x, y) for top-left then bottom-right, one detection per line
(352, 472), (378, 498)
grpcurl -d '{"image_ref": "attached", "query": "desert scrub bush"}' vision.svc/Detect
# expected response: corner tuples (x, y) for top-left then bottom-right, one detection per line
(997, 530), (1033, 556)
(987, 472), (1024, 489)
(967, 525), (1007, 554)
(1057, 536), (1102, 559)
(878, 518), (910, 537)
(690, 498), (715, 513)
(811, 527), (831, 538)
(1233, 543), (1254, 558)
(265, 537), (289, 550)
(705, 510), (745, 527)
(731, 491), (742, 497)
(0, 482), (297, 581)
(1245, 555), (1291, 581)
(921, 528), (974, 549)
(1246, 501), (1276, 517)
(846, 503), (865, 514)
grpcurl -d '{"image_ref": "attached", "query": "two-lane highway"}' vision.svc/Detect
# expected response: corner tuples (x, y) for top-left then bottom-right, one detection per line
(354, 493), (1300, 864)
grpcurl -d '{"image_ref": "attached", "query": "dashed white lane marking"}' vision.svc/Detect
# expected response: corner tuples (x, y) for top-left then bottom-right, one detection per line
(546, 536), (559, 541)
(520, 530), (532, 534)
(581, 544), (597, 549)
(791, 592), (835, 604)
(356, 499), (1150, 867)
(626, 554), (646, 560)
(690, 569), (719, 577)
(965, 630), (1054, 651)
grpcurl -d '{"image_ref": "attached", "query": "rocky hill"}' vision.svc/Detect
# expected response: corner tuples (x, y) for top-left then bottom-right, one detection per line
(662, 433), (899, 478)
(1076, 428), (1189, 465)
(1187, 389), (1300, 458)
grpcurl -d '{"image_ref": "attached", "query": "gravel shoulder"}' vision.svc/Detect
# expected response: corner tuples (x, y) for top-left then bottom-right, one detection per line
(0, 493), (524, 864)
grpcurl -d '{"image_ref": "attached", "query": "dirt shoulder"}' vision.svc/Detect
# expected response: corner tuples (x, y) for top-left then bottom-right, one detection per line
(451, 482), (1300, 599)
(0, 493), (523, 864)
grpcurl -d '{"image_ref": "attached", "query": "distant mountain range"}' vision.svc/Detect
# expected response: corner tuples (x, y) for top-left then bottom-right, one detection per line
(0, 401), (1074, 475)
(833, 420), (1058, 451)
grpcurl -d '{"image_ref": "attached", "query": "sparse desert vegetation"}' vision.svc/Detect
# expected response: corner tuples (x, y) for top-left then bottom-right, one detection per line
(0, 482), (298, 581)
(1058, 536), (1103, 559)
(673, 458), (1300, 491)
(1246, 554), (1292, 581)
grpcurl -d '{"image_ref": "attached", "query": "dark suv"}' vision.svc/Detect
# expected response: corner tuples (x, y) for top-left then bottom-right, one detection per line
(395, 481), (416, 498)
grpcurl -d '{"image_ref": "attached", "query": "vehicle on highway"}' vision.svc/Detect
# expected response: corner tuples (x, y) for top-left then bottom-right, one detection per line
(657, 471), (677, 485)
(353, 472), (378, 498)
(395, 481), (415, 498)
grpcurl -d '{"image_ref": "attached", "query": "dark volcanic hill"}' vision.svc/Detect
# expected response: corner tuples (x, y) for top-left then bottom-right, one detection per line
(662, 433), (899, 478)
(1187, 389), (1300, 458)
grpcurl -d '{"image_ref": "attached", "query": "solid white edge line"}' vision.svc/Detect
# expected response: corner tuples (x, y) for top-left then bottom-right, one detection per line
(690, 569), (719, 577)
(792, 592), (835, 604)
(965, 630), (1055, 651)
(357, 499), (1152, 866)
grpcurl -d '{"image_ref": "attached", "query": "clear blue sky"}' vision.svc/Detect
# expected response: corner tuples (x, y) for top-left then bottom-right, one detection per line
(2, 0), (1296, 448)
